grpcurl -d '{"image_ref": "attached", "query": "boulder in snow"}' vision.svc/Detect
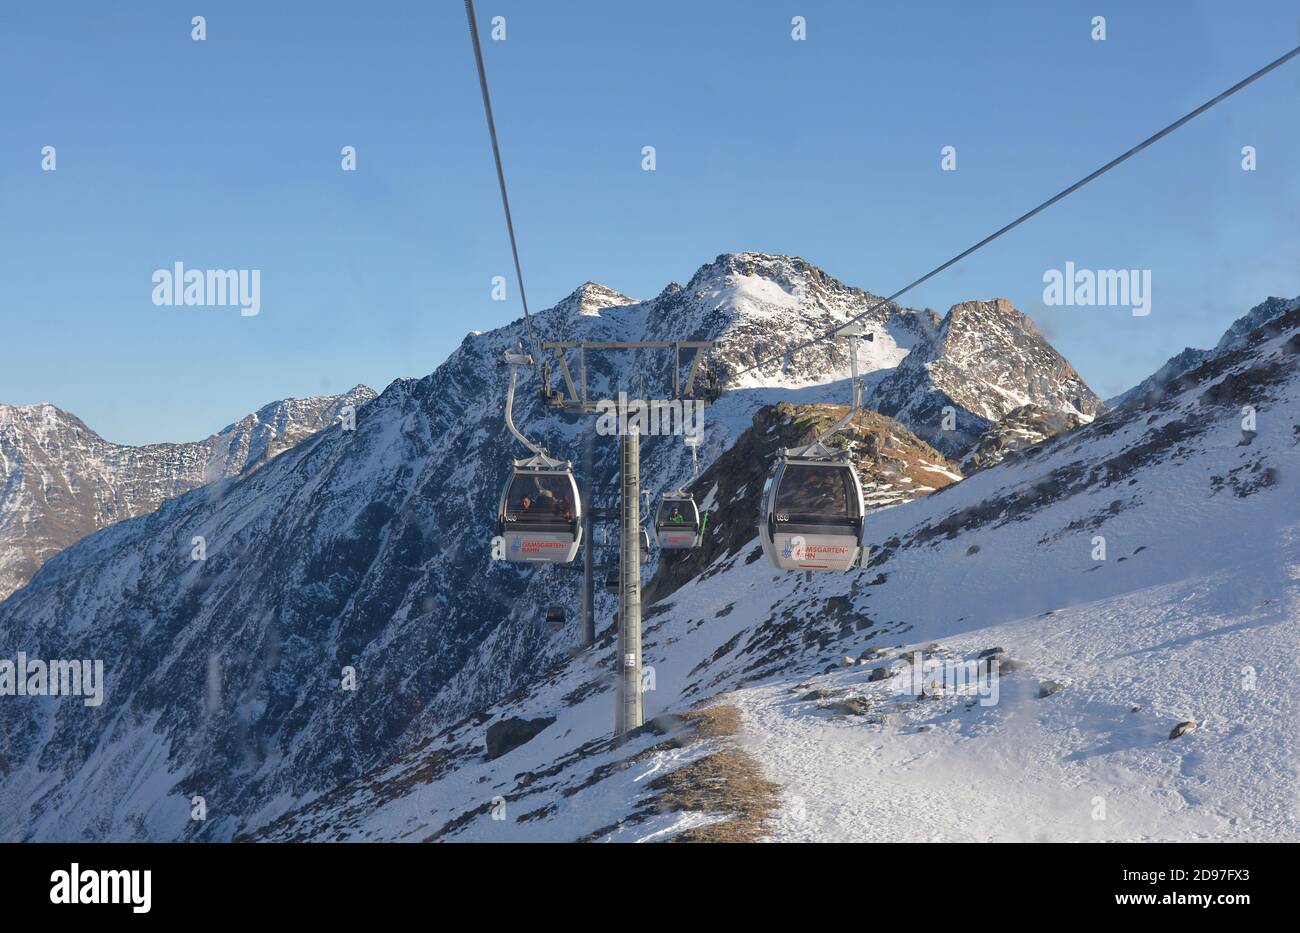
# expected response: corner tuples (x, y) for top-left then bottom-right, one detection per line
(485, 716), (556, 760)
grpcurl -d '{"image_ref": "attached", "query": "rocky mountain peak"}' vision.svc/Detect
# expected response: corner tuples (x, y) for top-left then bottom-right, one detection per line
(867, 296), (1101, 456)
(944, 296), (1025, 329)
(937, 298), (1049, 354)
(0, 401), (89, 427)
(553, 281), (637, 318)
(653, 252), (938, 392)
(688, 250), (810, 282)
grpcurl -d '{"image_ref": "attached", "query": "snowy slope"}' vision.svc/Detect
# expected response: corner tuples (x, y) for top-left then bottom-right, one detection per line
(249, 296), (1300, 842)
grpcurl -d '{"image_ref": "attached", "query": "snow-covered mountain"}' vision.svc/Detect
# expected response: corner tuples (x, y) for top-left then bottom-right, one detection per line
(0, 252), (1102, 841)
(868, 298), (1103, 456)
(248, 293), (1300, 842)
(0, 387), (375, 600)
(668, 253), (939, 390)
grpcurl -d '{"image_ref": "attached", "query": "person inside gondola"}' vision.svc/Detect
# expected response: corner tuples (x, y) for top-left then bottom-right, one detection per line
(667, 506), (685, 524)
(508, 474), (576, 523)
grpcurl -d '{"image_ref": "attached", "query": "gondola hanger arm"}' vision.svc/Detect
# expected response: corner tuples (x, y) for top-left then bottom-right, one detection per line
(502, 348), (567, 467)
(788, 328), (873, 457)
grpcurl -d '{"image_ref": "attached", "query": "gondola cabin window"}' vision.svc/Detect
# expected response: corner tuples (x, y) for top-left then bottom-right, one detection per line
(506, 474), (576, 522)
(775, 464), (857, 523)
(656, 500), (698, 530)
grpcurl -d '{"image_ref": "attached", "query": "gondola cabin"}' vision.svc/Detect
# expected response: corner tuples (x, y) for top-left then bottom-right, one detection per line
(758, 458), (865, 572)
(654, 494), (701, 549)
(544, 605), (566, 630)
(497, 466), (582, 563)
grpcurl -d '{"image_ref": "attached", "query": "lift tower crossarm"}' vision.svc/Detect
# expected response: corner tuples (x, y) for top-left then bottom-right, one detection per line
(537, 340), (716, 414)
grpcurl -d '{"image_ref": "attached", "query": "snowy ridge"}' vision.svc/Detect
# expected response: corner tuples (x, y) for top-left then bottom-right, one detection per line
(1108, 295), (1300, 408)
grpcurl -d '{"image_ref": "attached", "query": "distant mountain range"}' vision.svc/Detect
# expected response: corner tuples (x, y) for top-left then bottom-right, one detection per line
(0, 387), (375, 599)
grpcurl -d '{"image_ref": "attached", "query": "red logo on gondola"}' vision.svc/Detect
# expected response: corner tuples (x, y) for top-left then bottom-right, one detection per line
(521, 539), (566, 554)
(801, 545), (849, 556)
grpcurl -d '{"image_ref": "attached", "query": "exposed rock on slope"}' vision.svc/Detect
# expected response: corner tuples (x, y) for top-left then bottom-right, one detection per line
(868, 298), (1102, 456)
(0, 386), (375, 599)
(961, 404), (1086, 473)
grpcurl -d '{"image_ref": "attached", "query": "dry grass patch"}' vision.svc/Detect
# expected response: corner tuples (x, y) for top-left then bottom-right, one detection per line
(674, 704), (743, 739)
(644, 746), (781, 843)
(574, 703), (780, 843)
(639, 704), (779, 843)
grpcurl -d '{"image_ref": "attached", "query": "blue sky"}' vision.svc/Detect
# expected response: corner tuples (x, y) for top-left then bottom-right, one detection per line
(2, 1), (1297, 445)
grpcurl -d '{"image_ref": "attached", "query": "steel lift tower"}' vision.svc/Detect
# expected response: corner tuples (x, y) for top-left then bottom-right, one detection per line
(540, 339), (715, 735)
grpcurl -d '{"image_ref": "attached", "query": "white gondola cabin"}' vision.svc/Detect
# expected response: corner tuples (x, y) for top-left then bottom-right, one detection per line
(496, 348), (583, 563)
(756, 325), (873, 573)
(654, 494), (701, 549)
(758, 456), (865, 572)
(497, 461), (583, 563)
